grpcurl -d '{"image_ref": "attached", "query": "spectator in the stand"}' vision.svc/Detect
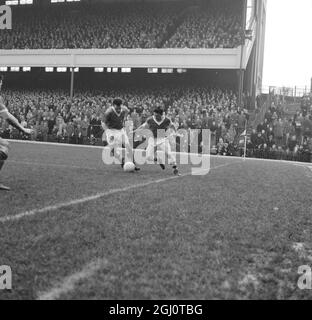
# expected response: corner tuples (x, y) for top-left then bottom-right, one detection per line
(237, 111), (246, 135)
(308, 137), (312, 152)
(283, 118), (294, 145)
(273, 118), (284, 147)
(248, 93), (312, 163)
(294, 115), (303, 142)
(250, 129), (257, 149)
(257, 121), (265, 134)
(48, 117), (55, 135)
(66, 121), (75, 144)
(80, 117), (89, 144)
(267, 135), (276, 149)
(41, 121), (49, 142)
(288, 135), (298, 152)
(302, 115), (312, 138)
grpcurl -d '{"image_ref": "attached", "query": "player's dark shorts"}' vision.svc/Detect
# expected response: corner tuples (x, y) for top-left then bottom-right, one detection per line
(0, 138), (9, 160)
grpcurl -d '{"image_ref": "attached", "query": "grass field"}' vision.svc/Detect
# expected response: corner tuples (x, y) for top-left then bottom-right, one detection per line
(0, 141), (312, 300)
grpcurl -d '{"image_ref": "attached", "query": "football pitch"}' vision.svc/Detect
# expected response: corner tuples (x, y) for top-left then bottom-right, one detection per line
(0, 141), (312, 300)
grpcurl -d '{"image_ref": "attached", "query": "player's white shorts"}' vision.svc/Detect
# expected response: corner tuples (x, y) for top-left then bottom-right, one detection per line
(105, 128), (130, 148)
(146, 137), (176, 165)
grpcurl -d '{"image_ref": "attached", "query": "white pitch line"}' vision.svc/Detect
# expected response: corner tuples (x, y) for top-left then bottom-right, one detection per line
(0, 177), (180, 223)
(8, 139), (106, 150)
(8, 160), (100, 171)
(0, 162), (235, 224)
(37, 258), (109, 300)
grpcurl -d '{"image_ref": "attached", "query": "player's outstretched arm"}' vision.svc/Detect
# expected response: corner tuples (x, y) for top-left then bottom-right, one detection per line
(102, 108), (112, 130)
(0, 106), (33, 135)
(132, 122), (149, 134)
(101, 120), (108, 131)
(122, 106), (130, 117)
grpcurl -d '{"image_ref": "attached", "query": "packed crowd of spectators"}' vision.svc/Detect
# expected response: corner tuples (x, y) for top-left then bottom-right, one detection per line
(164, 4), (242, 49)
(0, 1), (242, 49)
(0, 3), (181, 49)
(245, 94), (312, 162)
(0, 87), (248, 152)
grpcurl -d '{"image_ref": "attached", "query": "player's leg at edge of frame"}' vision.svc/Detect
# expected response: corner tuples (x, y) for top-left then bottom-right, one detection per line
(0, 140), (10, 191)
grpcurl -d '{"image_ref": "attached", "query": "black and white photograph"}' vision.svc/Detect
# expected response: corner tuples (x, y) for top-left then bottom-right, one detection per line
(0, 0), (312, 303)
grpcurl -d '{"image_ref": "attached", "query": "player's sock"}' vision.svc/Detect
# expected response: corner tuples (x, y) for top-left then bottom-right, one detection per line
(132, 158), (140, 171)
(154, 158), (165, 170)
(121, 157), (125, 168)
(133, 160), (140, 171)
(134, 160), (140, 171)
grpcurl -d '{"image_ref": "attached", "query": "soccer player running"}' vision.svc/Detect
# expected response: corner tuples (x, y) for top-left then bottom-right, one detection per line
(134, 107), (180, 176)
(103, 98), (139, 171)
(0, 75), (34, 191)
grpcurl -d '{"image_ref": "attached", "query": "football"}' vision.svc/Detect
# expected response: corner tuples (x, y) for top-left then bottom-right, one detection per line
(123, 162), (136, 172)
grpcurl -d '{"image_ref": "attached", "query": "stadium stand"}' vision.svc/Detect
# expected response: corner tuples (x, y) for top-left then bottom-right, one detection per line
(0, 86), (247, 151)
(246, 94), (312, 162)
(163, 2), (243, 48)
(0, 1), (242, 49)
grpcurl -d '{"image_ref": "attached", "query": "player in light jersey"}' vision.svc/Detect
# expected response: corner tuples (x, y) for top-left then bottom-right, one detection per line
(134, 107), (180, 176)
(103, 98), (139, 171)
(0, 75), (33, 191)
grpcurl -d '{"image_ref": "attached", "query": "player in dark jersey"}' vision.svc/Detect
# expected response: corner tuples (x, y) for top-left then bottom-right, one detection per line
(134, 107), (180, 175)
(0, 75), (33, 191)
(103, 98), (139, 170)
